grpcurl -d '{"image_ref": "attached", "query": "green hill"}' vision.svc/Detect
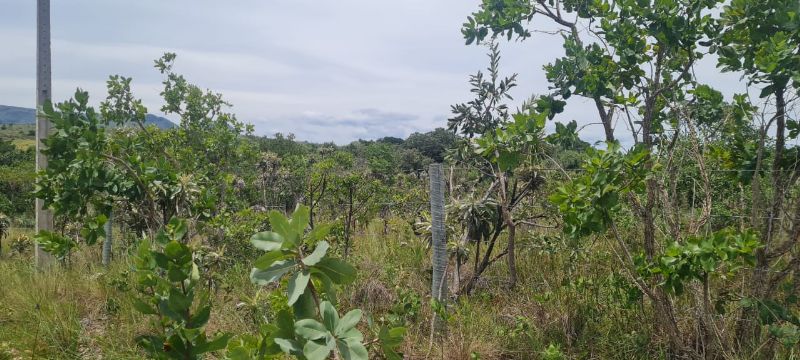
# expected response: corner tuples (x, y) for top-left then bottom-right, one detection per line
(0, 105), (176, 129)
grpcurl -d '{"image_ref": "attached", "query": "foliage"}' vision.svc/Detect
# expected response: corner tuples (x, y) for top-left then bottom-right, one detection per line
(238, 205), (405, 359)
(637, 229), (761, 295)
(132, 217), (230, 359)
(549, 143), (648, 239)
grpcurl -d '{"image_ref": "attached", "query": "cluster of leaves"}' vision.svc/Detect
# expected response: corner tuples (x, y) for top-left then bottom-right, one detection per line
(717, 0), (800, 95)
(0, 140), (34, 217)
(549, 143), (649, 239)
(35, 54), (258, 260)
(229, 206), (405, 360)
(474, 103), (550, 171)
(636, 229), (761, 295)
(132, 218), (230, 358)
(740, 297), (800, 347)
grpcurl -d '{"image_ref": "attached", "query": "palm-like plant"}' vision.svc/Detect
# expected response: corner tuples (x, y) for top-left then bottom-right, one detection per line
(0, 213), (10, 256)
(449, 196), (498, 291)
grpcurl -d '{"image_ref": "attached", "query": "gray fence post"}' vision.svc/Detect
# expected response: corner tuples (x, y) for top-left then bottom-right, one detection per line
(429, 163), (447, 333)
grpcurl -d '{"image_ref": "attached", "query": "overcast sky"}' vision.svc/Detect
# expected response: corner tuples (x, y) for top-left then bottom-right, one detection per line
(1, 0), (747, 144)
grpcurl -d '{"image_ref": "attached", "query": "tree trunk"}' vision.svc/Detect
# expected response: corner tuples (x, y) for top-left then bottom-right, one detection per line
(343, 186), (354, 259)
(739, 86), (788, 347)
(503, 206), (517, 289)
(35, 0), (54, 269)
(102, 209), (113, 267)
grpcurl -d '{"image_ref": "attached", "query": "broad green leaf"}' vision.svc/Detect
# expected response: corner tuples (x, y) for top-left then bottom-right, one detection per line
(307, 224), (332, 242)
(164, 241), (191, 264)
(302, 241), (329, 266)
(250, 260), (296, 285)
(193, 333), (231, 354)
(291, 205), (310, 235)
(167, 287), (192, 315)
(188, 305), (211, 329)
(338, 337), (369, 360)
(253, 250), (287, 269)
(251, 231), (284, 251)
(268, 210), (295, 244)
(335, 309), (362, 336)
(274, 338), (302, 354)
(338, 327), (364, 342)
(320, 301), (339, 332)
(303, 339), (334, 360)
(168, 217), (188, 241)
(287, 270), (311, 306)
(132, 298), (157, 315)
(295, 319), (329, 340)
(313, 258), (356, 285)
(292, 288), (317, 320)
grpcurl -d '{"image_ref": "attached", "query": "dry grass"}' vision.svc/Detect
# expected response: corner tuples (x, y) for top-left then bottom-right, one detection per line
(0, 219), (669, 359)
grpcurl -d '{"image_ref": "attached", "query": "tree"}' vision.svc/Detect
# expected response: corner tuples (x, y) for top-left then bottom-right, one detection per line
(716, 0), (800, 347)
(404, 128), (458, 163)
(449, 43), (551, 291)
(35, 54), (256, 263)
(463, 0), (751, 355)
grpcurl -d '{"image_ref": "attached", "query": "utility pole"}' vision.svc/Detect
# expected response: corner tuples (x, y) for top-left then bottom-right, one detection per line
(429, 163), (447, 334)
(35, 0), (54, 268)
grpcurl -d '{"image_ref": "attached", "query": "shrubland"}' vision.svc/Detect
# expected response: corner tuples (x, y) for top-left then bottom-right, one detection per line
(2, 0), (800, 358)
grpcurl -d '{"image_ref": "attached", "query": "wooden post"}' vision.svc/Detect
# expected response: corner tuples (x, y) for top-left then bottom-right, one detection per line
(35, 0), (54, 268)
(429, 163), (447, 333)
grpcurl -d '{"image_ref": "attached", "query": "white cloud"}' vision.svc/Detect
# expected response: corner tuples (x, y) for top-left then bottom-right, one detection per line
(0, 0), (750, 144)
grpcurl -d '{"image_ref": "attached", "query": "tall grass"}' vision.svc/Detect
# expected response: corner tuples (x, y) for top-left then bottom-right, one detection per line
(0, 219), (687, 359)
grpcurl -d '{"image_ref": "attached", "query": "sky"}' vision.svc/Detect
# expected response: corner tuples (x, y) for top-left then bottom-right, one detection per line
(0, 0), (747, 144)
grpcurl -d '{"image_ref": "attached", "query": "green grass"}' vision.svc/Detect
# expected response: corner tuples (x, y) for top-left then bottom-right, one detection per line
(0, 124), (34, 141)
(0, 219), (694, 359)
(0, 124), (35, 150)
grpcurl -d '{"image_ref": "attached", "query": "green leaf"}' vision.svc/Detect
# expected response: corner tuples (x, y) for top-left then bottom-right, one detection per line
(303, 339), (334, 360)
(338, 337), (369, 360)
(164, 241), (191, 264)
(274, 338), (302, 354)
(291, 205), (311, 235)
(292, 288), (317, 320)
(320, 301), (339, 332)
(307, 224), (332, 242)
(250, 260), (296, 285)
(335, 309), (362, 336)
(193, 333), (231, 354)
(253, 250), (287, 269)
(167, 287), (192, 315)
(269, 210), (295, 244)
(168, 217), (188, 241)
(302, 241), (329, 266)
(295, 319), (330, 340)
(251, 232), (285, 252)
(287, 270), (311, 306)
(132, 298), (157, 315)
(188, 305), (211, 329)
(313, 258), (356, 285)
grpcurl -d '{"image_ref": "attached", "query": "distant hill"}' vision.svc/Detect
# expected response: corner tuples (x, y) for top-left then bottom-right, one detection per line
(0, 105), (176, 129)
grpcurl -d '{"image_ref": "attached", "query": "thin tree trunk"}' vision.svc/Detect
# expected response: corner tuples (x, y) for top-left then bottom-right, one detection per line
(344, 186), (354, 259)
(35, 0), (54, 269)
(504, 206), (517, 289)
(739, 87), (789, 346)
(102, 209), (113, 267)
